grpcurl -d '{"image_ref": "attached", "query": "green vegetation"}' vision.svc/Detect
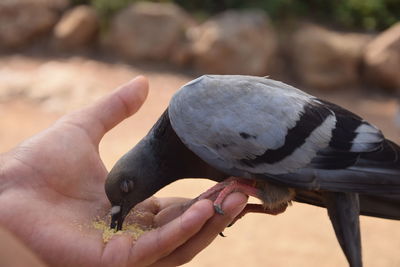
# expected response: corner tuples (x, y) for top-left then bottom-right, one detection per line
(173, 0), (400, 31)
(72, 0), (400, 31)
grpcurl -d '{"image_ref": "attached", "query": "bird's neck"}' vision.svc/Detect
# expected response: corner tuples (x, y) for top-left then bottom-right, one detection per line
(146, 109), (226, 183)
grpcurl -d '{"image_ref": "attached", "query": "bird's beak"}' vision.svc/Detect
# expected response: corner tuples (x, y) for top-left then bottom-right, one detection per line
(110, 205), (126, 231)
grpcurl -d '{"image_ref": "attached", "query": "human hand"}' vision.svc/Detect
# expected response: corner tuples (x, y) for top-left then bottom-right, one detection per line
(0, 76), (248, 267)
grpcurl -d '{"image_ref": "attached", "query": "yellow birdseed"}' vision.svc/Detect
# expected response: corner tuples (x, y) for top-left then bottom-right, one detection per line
(92, 218), (150, 243)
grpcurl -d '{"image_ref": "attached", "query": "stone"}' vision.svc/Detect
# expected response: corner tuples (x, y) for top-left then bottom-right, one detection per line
(189, 9), (277, 75)
(54, 5), (99, 49)
(290, 23), (372, 89)
(363, 22), (400, 91)
(0, 58), (109, 111)
(10, 0), (68, 10)
(108, 2), (193, 61)
(0, 0), (64, 49)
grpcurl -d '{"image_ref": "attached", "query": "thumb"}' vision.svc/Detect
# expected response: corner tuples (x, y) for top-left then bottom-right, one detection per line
(62, 76), (149, 144)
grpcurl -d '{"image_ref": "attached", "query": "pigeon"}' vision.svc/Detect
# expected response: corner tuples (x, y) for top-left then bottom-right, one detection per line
(105, 75), (400, 267)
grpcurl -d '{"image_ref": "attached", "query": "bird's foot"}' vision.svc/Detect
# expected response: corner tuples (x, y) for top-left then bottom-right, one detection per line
(194, 176), (293, 228)
(212, 178), (261, 215)
(195, 177), (261, 214)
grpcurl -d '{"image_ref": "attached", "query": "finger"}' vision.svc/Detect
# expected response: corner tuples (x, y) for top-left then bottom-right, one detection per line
(132, 197), (161, 214)
(134, 197), (190, 227)
(135, 197), (189, 213)
(101, 234), (133, 267)
(128, 199), (214, 266)
(61, 76), (149, 144)
(157, 197), (190, 210)
(154, 201), (190, 227)
(153, 192), (247, 266)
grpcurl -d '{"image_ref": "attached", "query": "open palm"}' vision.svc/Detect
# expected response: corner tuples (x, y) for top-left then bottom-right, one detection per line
(0, 77), (247, 267)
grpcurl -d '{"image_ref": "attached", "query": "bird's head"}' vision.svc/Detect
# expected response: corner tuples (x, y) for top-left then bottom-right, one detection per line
(104, 108), (222, 230)
(105, 168), (139, 231)
(105, 140), (166, 230)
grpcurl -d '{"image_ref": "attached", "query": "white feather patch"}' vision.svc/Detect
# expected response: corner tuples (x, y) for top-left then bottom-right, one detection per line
(111, 206), (121, 215)
(351, 123), (383, 152)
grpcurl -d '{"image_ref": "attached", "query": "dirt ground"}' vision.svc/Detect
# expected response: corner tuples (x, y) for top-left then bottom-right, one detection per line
(1, 55), (399, 267)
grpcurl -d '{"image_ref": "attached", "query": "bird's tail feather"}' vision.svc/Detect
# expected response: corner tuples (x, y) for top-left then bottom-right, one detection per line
(324, 192), (362, 267)
(294, 191), (400, 220)
(358, 194), (400, 220)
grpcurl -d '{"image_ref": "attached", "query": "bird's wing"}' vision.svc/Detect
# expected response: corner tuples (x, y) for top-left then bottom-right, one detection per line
(267, 99), (400, 194)
(271, 140), (400, 194)
(169, 75), (400, 194)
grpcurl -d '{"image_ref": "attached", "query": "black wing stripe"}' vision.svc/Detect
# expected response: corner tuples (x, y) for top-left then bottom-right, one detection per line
(306, 99), (384, 170)
(317, 99), (363, 151)
(240, 102), (332, 166)
(311, 149), (359, 169)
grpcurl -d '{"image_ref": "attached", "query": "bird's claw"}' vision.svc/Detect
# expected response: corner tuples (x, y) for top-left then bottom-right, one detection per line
(214, 204), (224, 215)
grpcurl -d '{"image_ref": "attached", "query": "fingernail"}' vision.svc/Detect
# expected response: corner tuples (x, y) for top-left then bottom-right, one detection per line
(130, 75), (148, 84)
(130, 75), (143, 81)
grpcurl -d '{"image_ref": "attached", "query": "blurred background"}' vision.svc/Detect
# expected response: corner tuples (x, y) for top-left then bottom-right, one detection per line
(1, 0), (400, 266)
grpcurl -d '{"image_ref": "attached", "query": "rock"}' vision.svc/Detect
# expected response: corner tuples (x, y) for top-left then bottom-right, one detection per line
(0, 0), (63, 49)
(53, 5), (99, 49)
(0, 58), (111, 111)
(363, 22), (400, 91)
(108, 2), (193, 61)
(169, 37), (196, 67)
(12, 0), (68, 10)
(290, 23), (372, 89)
(189, 9), (277, 75)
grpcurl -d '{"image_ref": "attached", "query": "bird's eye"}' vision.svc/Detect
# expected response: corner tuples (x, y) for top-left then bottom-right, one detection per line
(120, 179), (134, 193)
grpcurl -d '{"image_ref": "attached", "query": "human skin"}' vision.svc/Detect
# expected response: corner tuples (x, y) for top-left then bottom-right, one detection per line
(0, 76), (248, 267)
